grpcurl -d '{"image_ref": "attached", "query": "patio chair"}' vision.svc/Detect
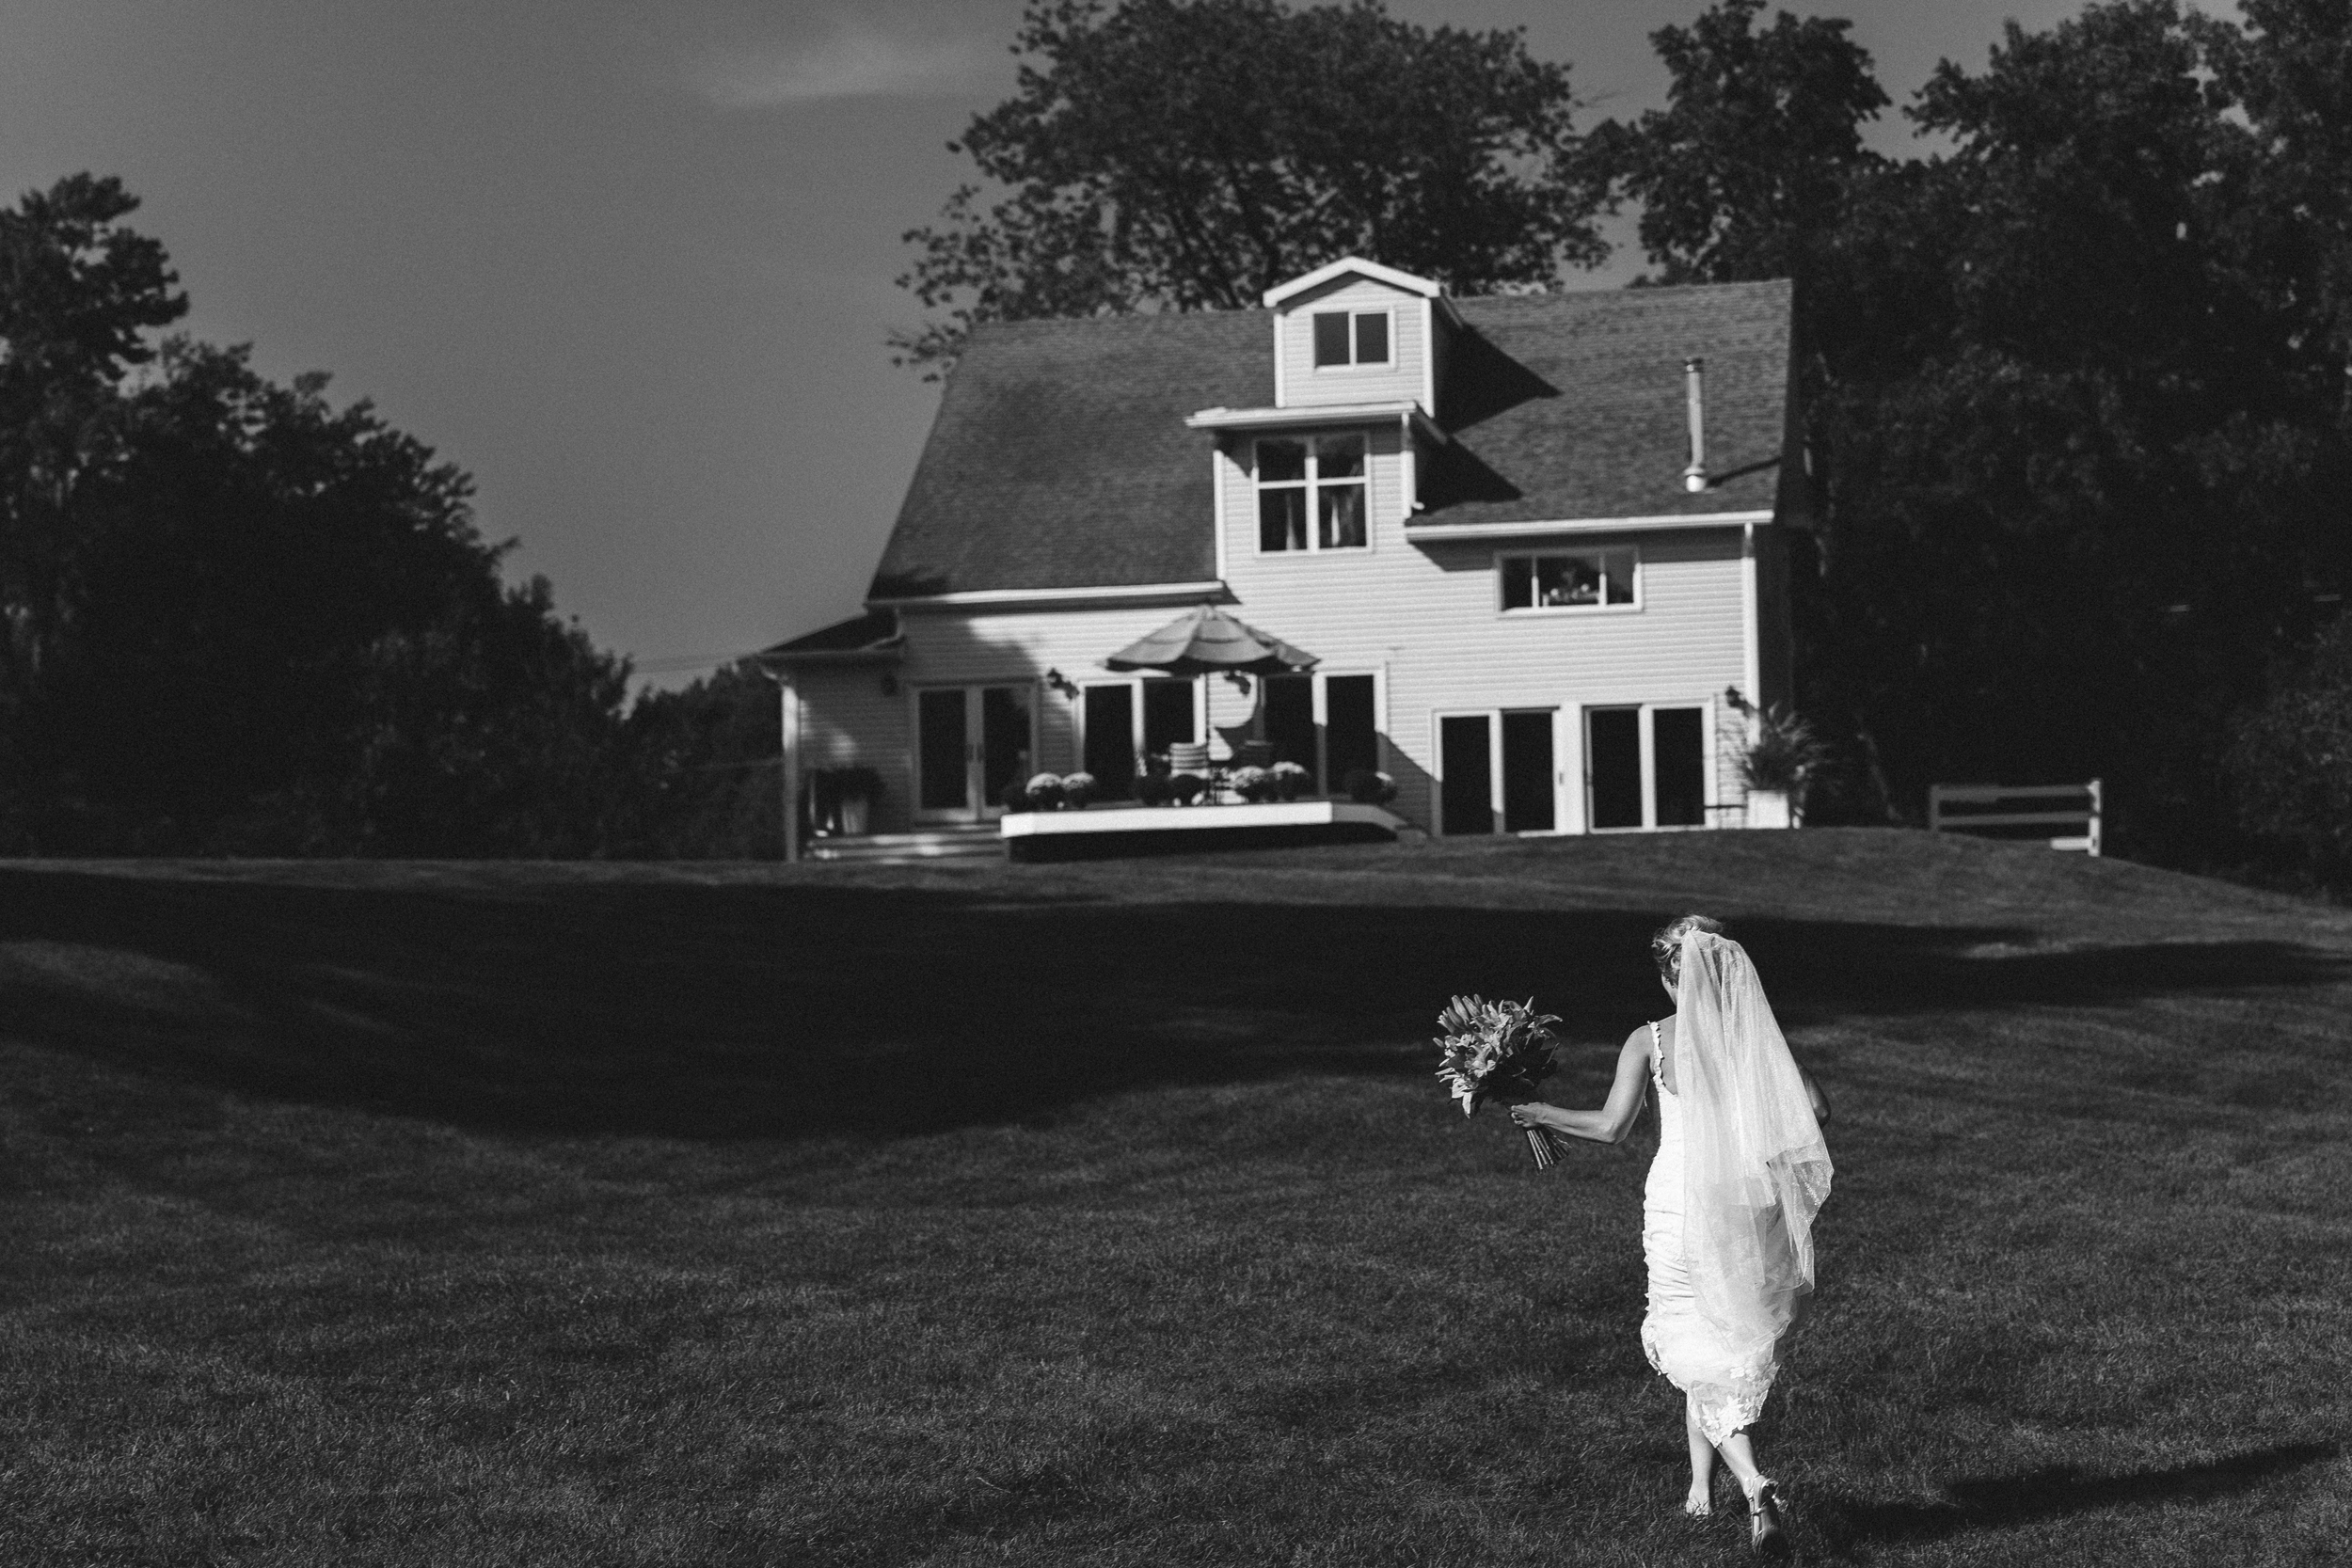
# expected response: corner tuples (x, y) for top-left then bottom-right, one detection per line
(1167, 741), (1212, 776)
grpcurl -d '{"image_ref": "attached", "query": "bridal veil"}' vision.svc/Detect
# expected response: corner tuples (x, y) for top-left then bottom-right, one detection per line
(1673, 929), (1834, 1363)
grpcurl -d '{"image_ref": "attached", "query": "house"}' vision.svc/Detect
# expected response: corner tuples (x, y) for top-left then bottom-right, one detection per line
(760, 258), (1804, 858)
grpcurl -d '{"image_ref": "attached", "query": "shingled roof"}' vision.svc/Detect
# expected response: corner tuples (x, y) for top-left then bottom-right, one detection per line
(868, 278), (1794, 601)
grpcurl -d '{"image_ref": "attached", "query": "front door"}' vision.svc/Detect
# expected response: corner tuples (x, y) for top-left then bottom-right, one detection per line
(915, 684), (1035, 821)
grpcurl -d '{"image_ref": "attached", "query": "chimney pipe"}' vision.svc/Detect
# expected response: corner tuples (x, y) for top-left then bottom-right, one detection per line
(1683, 357), (1708, 493)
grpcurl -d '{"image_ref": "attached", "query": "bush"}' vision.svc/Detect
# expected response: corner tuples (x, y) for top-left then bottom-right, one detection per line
(1135, 772), (1174, 806)
(998, 779), (1032, 813)
(1739, 703), (1828, 796)
(1168, 771), (1207, 804)
(1343, 768), (1397, 805)
(1228, 766), (1275, 802)
(1025, 772), (1065, 810)
(1058, 771), (1096, 808)
(1270, 761), (1311, 800)
(2228, 617), (2352, 878)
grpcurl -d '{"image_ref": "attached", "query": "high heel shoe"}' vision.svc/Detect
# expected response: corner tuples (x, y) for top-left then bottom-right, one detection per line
(1745, 1478), (1788, 1558)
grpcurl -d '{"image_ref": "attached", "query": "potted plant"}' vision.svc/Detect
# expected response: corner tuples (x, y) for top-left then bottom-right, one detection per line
(1343, 768), (1398, 805)
(1739, 704), (1827, 828)
(1024, 772), (1066, 811)
(1168, 771), (1207, 805)
(1135, 772), (1175, 807)
(1059, 771), (1096, 809)
(1229, 765), (1275, 802)
(1269, 761), (1311, 801)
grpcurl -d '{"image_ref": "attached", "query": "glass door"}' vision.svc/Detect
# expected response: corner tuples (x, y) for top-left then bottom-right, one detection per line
(977, 685), (1033, 818)
(915, 684), (1035, 821)
(916, 689), (971, 819)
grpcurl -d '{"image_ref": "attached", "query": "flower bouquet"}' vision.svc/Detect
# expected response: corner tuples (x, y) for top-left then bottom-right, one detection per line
(1433, 994), (1570, 1169)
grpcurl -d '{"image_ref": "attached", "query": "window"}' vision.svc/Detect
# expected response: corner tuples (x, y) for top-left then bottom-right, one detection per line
(1499, 546), (1637, 611)
(1256, 434), (1367, 552)
(1311, 309), (1392, 368)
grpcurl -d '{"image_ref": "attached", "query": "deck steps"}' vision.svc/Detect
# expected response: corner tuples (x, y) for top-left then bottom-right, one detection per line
(804, 827), (1002, 864)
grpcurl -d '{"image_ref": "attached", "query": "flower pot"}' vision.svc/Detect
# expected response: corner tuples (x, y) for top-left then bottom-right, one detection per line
(838, 796), (871, 836)
(1746, 788), (1794, 830)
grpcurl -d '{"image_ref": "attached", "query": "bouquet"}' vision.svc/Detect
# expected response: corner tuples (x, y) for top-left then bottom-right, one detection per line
(1433, 994), (1570, 1169)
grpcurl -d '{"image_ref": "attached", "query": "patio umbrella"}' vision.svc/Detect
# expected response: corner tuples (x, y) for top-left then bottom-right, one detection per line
(1104, 604), (1317, 768)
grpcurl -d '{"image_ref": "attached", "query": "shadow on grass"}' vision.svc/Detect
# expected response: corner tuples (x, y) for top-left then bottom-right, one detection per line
(1813, 1440), (2340, 1549)
(0, 864), (2342, 1140)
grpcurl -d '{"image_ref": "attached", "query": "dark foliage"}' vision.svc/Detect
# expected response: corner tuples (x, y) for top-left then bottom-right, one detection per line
(892, 0), (1607, 374)
(1593, 1), (2352, 874)
(0, 178), (642, 855)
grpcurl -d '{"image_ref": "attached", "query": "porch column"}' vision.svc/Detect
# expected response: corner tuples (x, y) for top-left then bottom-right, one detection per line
(777, 671), (803, 863)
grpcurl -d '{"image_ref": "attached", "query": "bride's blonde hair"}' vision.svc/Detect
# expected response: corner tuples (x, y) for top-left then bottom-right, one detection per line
(1650, 914), (1726, 981)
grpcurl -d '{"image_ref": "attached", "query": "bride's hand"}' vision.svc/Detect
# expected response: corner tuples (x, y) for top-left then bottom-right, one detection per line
(1506, 1101), (1554, 1130)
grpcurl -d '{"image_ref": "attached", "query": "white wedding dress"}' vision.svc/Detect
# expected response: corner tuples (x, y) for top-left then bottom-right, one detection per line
(1640, 1019), (1784, 1445)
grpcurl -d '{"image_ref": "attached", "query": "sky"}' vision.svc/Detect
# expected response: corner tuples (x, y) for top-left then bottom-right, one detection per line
(0, 0), (2164, 687)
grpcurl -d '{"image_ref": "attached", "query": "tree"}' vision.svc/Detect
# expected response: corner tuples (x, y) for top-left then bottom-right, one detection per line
(1582, 0), (1888, 288)
(0, 176), (646, 856)
(893, 0), (1605, 373)
(1790, 0), (2352, 857)
(0, 176), (186, 819)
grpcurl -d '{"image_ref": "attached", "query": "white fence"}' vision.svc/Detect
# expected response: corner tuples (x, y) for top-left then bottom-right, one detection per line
(1928, 780), (2103, 855)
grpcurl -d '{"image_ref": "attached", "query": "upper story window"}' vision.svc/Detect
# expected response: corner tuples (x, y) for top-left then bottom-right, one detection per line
(1500, 546), (1638, 611)
(1256, 434), (1368, 552)
(1311, 309), (1392, 369)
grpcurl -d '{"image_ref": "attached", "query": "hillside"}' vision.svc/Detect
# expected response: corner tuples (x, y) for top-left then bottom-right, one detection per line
(1, 832), (2345, 1564)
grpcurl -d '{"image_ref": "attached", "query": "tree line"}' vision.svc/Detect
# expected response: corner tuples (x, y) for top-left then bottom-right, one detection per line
(900, 0), (2352, 884)
(0, 176), (779, 856)
(8, 0), (2352, 880)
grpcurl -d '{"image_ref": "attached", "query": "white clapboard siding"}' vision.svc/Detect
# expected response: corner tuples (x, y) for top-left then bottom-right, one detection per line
(1276, 277), (1429, 410)
(1214, 413), (1753, 822)
(793, 664), (913, 832)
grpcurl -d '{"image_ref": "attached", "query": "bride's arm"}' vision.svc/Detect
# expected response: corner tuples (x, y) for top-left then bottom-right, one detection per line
(1507, 1028), (1652, 1146)
(1800, 1065), (1832, 1123)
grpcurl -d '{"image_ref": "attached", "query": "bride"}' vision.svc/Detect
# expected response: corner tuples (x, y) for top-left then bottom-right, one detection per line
(1510, 915), (1833, 1556)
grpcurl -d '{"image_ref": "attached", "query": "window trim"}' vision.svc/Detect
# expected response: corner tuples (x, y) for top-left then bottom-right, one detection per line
(1493, 544), (1644, 616)
(1308, 306), (1397, 372)
(1251, 432), (1372, 555)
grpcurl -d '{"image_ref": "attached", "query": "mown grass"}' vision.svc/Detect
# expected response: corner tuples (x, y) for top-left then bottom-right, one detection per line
(0, 830), (2346, 1565)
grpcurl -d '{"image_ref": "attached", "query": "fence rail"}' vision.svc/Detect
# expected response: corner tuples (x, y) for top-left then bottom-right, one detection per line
(1928, 780), (2102, 855)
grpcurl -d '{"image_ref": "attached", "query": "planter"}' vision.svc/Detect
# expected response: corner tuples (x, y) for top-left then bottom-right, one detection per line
(1746, 788), (1795, 830)
(838, 796), (872, 836)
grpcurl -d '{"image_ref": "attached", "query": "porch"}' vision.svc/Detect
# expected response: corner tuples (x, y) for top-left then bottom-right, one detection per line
(1000, 799), (1413, 863)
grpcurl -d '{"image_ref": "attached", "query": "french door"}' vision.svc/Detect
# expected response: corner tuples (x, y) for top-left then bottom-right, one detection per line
(915, 684), (1035, 822)
(1585, 704), (1707, 831)
(1437, 708), (1558, 835)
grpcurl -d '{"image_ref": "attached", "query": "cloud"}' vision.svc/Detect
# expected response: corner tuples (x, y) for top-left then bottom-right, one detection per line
(692, 24), (993, 108)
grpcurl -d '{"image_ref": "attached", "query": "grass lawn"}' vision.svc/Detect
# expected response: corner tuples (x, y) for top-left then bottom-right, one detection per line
(1, 830), (2347, 1565)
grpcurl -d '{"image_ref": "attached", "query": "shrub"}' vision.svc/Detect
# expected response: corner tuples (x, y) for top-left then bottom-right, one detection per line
(1228, 766), (1275, 802)
(1739, 704), (1828, 795)
(1270, 761), (1311, 800)
(1168, 771), (1207, 804)
(1343, 768), (1397, 804)
(1024, 772), (1065, 810)
(1135, 772), (1174, 806)
(998, 780), (1031, 813)
(2228, 617), (2352, 878)
(1059, 771), (1096, 808)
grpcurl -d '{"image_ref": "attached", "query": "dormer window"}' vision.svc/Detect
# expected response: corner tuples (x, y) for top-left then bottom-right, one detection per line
(1255, 434), (1368, 552)
(1311, 309), (1392, 369)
